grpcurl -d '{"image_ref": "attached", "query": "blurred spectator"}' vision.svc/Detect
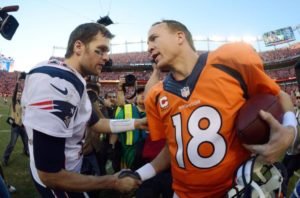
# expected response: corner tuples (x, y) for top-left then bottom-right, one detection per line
(0, 164), (16, 196)
(282, 91), (300, 186)
(2, 77), (29, 166)
(115, 86), (147, 170)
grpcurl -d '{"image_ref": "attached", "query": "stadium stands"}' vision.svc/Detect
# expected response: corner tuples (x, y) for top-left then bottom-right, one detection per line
(1, 43), (300, 102)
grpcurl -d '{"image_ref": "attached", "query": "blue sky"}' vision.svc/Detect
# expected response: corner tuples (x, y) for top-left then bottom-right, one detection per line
(1, 0), (300, 72)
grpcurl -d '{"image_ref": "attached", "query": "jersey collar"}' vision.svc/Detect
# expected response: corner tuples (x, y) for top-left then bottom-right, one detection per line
(163, 52), (208, 100)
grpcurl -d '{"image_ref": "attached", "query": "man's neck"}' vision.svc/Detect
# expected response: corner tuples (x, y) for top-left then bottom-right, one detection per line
(171, 51), (199, 81)
(64, 58), (83, 77)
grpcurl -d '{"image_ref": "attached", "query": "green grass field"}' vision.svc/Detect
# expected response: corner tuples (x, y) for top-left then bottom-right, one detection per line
(0, 98), (38, 198)
(0, 96), (299, 198)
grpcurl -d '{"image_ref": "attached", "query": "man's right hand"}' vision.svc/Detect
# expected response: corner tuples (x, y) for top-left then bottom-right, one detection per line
(114, 171), (141, 193)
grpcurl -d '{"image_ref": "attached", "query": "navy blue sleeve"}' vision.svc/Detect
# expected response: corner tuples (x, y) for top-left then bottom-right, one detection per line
(33, 129), (65, 173)
(88, 109), (100, 127)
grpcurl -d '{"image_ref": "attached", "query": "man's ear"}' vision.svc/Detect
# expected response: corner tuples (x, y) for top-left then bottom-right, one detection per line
(74, 40), (83, 56)
(177, 31), (185, 45)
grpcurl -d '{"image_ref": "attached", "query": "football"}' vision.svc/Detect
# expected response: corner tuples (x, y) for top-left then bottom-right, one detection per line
(236, 94), (283, 145)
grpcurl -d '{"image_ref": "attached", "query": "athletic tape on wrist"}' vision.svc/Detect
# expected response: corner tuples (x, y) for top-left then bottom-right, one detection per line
(136, 163), (156, 181)
(283, 111), (298, 154)
(109, 119), (135, 133)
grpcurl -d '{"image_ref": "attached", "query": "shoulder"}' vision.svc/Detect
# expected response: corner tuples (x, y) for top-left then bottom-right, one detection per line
(27, 63), (85, 98)
(145, 81), (164, 103)
(209, 42), (263, 70)
(213, 42), (257, 57)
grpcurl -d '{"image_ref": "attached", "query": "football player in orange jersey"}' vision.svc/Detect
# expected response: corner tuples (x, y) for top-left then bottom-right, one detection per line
(131, 20), (298, 197)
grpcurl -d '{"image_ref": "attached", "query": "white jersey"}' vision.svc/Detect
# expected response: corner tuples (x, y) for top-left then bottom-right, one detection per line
(21, 60), (92, 187)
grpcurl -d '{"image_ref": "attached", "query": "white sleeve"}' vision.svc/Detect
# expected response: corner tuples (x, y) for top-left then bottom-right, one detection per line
(22, 69), (82, 138)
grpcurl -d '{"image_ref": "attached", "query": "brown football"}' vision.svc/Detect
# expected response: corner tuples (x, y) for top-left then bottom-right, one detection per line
(236, 94), (283, 145)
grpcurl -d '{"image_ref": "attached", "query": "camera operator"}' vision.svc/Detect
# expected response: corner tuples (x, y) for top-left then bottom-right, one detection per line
(116, 74), (137, 106)
(2, 73), (29, 167)
(113, 75), (147, 170)
(108, 74), (139, 172)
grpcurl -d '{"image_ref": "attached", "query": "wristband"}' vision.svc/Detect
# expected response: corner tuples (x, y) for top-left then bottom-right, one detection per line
(109, 119), (135, 133)
(282, 111), (298, 154)
(135, 163), (156, 181)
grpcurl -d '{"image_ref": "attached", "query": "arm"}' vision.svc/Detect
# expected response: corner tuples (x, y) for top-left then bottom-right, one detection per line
(116, 76), (126, 106)
(38, 169), (140, 193)
(278, 90), (298, 154)
(150, 144), (170, 173)
(38, 169), (116, 191)
(244, 90), (296, 163)
(135, 144), (170, 181)
(144, 63), (160, 96)
(90, 117), (147, 134)
(34, 130), (140, 192)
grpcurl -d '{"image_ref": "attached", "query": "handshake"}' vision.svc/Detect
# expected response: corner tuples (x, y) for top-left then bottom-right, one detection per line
(118, 170), (141, 180)
(114, 169), (142, 193)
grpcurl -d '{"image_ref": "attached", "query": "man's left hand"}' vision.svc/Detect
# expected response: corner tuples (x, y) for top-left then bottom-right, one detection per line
(244, 110), (295, 164)
(134, 117), (148, 130)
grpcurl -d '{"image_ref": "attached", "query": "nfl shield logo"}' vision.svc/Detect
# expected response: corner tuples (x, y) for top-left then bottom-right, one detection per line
(181, 86), (190, 98)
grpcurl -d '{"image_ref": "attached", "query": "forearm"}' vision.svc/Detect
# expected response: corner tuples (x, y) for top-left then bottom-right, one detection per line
(117, 90), (125, 106)
(91, 118), (135, 134)
(278, 90), (294, 112)
(145, 69), (160, 96)
(136, 144), (170, 181)
(38, 169), (117, 192)
(278, 90), (298, 153)
(150, 144), (170, 173)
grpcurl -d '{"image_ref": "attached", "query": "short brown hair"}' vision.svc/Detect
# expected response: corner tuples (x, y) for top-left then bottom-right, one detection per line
(65, 23), (114, 58)
(152, 20), (196, 51)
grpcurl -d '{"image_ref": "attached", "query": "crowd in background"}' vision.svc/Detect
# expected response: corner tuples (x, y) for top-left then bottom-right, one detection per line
(1, 42), (300, 197)
(109, 43), (300, 66)
(1, 44), (300, 100)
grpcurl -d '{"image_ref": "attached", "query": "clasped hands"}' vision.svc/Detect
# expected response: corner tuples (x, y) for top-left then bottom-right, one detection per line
(114, 169), (142, 193)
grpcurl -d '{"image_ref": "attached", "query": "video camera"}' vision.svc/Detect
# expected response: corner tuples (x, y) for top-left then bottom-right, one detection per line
(0, 5), (19, 40)
(124, 74), (136, 87)
(121, 74), (137, 98)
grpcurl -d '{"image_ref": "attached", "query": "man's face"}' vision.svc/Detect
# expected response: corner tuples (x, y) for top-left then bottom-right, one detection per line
(79, 32), (111, 76)
(107, 93), (117, 105)
(147, 23), (180, 69)
(136, 91), (145, 108)
(17, 92), (22, 100)
(105, 92), (116, 107)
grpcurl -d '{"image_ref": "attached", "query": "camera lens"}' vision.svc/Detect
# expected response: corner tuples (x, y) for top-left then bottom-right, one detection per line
(125, 74), (136, 86)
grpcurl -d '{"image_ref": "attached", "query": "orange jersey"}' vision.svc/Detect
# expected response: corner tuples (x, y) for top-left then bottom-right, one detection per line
(145, 42), (280, 198)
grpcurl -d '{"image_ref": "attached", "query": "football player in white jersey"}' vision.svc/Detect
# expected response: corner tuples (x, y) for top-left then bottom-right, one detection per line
(21, 23), (147, 197)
